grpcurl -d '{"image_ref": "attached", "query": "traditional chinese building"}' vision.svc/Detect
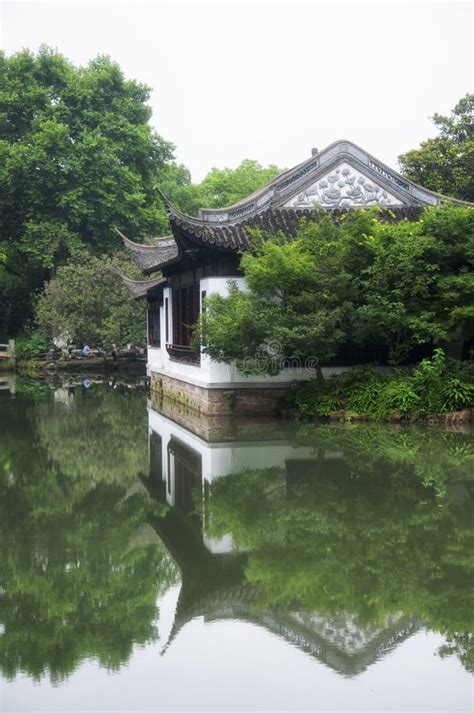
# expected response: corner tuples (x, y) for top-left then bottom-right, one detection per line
(120, 140), (465, 415)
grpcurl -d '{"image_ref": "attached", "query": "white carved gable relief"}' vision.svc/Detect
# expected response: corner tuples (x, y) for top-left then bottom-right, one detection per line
(284, 161), (404, 209)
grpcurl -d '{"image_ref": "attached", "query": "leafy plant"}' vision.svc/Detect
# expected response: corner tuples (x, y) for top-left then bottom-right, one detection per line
(441, 378), (474, 411)
(15, 333), (52, 358)
(34, 251), (146, 349)
(399, 93), (474, 202)
(294, 379), (342, 418)
(294, 349), (473, 421)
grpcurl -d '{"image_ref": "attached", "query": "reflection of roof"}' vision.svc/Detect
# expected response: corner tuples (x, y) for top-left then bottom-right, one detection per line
(161, 574), (419, 677)
(151, 507), (419, 678)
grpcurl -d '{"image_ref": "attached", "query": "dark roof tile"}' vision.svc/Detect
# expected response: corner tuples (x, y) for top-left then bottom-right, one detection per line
(117, 229), (179, 273)
(167, 205), (425, 253)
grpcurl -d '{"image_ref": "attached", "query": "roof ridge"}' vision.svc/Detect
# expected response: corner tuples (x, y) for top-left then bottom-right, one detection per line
(170, 140), (472, 224)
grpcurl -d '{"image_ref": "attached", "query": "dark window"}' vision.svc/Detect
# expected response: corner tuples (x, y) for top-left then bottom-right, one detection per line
(172, 284), (200, 347)
(147, 303), (161, 347)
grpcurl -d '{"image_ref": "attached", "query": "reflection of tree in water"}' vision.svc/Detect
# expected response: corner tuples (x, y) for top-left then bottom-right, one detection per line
(0, 389), (180, 682)
(203, 424), (474, 672)
(35, 385), (149, 487)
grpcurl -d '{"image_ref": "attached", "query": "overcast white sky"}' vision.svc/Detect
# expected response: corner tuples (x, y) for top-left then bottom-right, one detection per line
(1, 1), (472, 180)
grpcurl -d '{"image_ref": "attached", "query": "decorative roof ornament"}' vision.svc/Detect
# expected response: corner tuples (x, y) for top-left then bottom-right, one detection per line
(285, 162), (402, 209)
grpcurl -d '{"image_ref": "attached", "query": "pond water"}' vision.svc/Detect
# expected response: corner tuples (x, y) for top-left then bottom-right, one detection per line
(0, 377), (472, 712)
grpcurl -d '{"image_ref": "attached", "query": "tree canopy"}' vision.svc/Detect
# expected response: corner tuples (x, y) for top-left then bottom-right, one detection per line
(399, 94), (474, 202)
(192, 159), (283, 210)
(160, 159), (285, 216)
(0, 47), (177, 337)
(201, 205), (474, 372)
(35, 251), (146, 348)
(0, 46), (284, 339)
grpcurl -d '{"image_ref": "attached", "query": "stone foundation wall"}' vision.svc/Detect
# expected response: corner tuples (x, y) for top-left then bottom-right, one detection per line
(150, 372), (293, 416)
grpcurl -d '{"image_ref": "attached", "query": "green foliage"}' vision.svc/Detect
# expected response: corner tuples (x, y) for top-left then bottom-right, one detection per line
(294, 379), (343, 417)
(158, 162), (203, 216)
(352, 204), (473, 362)
(159, 159), (285, 217)
(0, 47), (286, 339)
(0, 46), (177, 337)
(34, 251), (146, 349)
(201, 204), (474, 372)
(440, 376), (474, 411)
(399, 94), (474, 202)
(294, 349), (474, 420)
(201, 212), (357, 375)
(14, 333), (52, 358)
(14, 377), (54, 399)
(192, 159), (283, 211)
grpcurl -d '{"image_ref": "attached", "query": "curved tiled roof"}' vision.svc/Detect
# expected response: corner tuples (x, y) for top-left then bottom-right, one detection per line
(166, 201), (424, 253)
(116, 229), (179, 273)
(194, 139), (471, 225)
(120, 139), (472, 270)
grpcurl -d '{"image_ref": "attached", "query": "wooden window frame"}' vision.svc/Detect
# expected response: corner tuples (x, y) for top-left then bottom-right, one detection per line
(147, 301), (161, 348)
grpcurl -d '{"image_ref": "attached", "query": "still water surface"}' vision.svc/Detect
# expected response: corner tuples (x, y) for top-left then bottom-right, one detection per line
(0, 377), (472, 712)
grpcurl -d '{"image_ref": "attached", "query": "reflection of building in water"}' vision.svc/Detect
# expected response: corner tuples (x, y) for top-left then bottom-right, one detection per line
(147, 404), (420, 677)
(148, 404), (313, 554)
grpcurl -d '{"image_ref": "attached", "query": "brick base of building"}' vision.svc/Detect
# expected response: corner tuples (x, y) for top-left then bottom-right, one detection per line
(149, 371), (294, 416)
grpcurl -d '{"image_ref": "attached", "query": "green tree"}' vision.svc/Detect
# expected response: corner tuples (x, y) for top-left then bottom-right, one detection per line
(193, 159), (283, 210)
(201, 206), (474, 371)
(158, 162), (203, 217)
(357, 205), (474, 361)
(0, 47), (176, 336)
(399, 94), (474, 202)
(201, 212), (356, 380)
(35, 251), (146, 348)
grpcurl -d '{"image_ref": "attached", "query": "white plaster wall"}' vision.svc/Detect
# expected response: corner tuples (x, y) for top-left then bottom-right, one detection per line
(146, 285), (170, 374)
(147, 277), (313, 388)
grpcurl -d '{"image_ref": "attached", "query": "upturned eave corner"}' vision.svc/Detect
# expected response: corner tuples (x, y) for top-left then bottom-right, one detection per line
(116, 225), (180, 274)
(114, 268), (167, 300)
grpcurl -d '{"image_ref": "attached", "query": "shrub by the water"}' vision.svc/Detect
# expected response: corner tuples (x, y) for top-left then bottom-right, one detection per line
(294, 349), (474, 421)
(14, 333), (53, 358)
